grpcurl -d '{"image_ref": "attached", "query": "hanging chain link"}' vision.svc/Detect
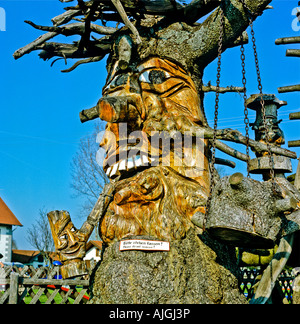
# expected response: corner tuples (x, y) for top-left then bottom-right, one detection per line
(240, 41), (250, 178)
(203, 6), (224, 230)
(211, 12), (224, 183)
(249, 18), (276, 190)
(238, 1), (275, 289)
(250, 17), (275, 286)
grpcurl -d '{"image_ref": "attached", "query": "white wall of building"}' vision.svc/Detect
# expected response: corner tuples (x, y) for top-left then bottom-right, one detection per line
(0, 225), (12, 263)
(84, 246), (101, 262)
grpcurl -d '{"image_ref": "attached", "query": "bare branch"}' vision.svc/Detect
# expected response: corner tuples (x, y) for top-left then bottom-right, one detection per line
(13, 0), (270, 73)
(288, 140), (300, 148)
(213, 128), (297, 159)
(289, 112), (300, 120)
(183, 0), (222, 23)
(70, 123), (109, 216)
(14, 11), (115, 60)
(117, 0), (184, 14)
(100, 0), (220, 22)
(111, 0), (142, 44)
(80, 106), (98, 123)
(25, 20), (117, 36)
(215, 139), (249, 162)
(36, 37), (111, 61)
(286, 49), (300, 58)
(202, 84), (244, 93)
(181, 126), (298, 160)
(275, 36), (300, 45)
(13, 31), (58, 59)
(61, 55), (103, 72)
(278, 84), (300, 93)
(26, 208), (54, 264)
(52, 9), (82, 26)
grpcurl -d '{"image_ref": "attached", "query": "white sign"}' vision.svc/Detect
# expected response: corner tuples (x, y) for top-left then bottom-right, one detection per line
(119, 239), (170, 252)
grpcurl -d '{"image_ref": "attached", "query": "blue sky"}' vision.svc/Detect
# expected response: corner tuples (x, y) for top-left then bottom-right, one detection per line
(0, 0), (299, 250)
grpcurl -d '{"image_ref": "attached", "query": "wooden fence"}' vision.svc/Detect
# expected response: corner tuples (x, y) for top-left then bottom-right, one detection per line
(0, 264), (296, 304)
(0, 265), (90, 304)
(239, 267), (295, 304)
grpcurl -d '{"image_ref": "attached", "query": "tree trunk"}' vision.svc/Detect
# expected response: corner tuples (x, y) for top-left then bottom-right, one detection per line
(89, 230), (247, 304)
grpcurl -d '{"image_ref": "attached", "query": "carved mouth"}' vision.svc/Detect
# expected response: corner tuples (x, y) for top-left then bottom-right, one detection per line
(63, 244), (83, 256)
(104, 153), (156, 179)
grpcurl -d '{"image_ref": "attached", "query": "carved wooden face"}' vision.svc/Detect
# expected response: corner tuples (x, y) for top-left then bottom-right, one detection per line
(48, 211), (89, 262)
(98, 56), (210, 189)
(97, 56), (211, 244)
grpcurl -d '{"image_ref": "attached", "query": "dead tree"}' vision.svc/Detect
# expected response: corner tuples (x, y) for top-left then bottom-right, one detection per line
(14, 0), (300, 304)
(14, 0), (266, 78)
(14, 0), (291, 164)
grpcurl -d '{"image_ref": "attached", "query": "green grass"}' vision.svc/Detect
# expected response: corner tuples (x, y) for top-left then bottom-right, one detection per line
(24, 288), (89, 304)
(1, 287), (89, 304)
(23, 288), (62, 304)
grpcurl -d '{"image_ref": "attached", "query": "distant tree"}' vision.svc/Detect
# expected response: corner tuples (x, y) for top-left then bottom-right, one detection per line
(26, 208), (54, 266)
(70, 122), (109, 217)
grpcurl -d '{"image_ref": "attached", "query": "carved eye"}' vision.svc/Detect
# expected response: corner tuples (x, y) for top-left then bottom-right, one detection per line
(70, 227), (76, 232)
(60, 234), (67, 240)
(139, 70), (170, 84)
(114, 74), (129, 86)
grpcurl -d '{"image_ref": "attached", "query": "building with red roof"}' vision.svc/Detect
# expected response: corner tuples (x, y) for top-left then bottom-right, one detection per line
(84, 240), (103, 263)
(0, 197), (22, 263)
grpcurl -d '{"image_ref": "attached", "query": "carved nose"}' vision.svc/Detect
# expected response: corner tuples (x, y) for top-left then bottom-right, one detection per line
(98, 95), (144, 123)
(98, 97), (126, 123)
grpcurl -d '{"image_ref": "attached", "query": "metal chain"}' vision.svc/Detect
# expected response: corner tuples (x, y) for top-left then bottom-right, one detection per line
(240, 41), (250, 178)
(249, 18), (275, 190)
(203, 6), (224, 230)
(240, 0), (275, 290)
(211, 15), (223, 183)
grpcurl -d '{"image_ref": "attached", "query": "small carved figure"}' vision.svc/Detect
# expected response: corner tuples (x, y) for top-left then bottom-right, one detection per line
(47, 210), (93, 278)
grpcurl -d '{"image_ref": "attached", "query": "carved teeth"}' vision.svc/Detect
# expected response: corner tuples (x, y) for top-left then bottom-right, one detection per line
(110, 162), (119, 177)
(142, 155), (149, 166)
(106, 155), (156, 178)
(106, 166), (112, 177)
(119, 159), (127, 171)
(135, 156), (142, 167)
(127, 157), (134, 170)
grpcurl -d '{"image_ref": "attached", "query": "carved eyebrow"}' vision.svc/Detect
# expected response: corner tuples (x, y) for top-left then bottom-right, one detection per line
(137, 57), (186, 74)
(137, 64), (152, 72)
(137, 67), (175, 82)
(56, 217), (70, 237)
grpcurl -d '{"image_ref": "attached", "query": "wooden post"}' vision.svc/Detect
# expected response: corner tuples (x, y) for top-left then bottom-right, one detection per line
(288, 112), (300, 148)
(289, 112), (300, 120)
(275, 36), (300, 45)
(250, 234), (295, 304)
(9, 272), (19, 304)
(286, 49), (300, 58)
(278, 85), (300, 93)
(288, 140), (300, 148)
